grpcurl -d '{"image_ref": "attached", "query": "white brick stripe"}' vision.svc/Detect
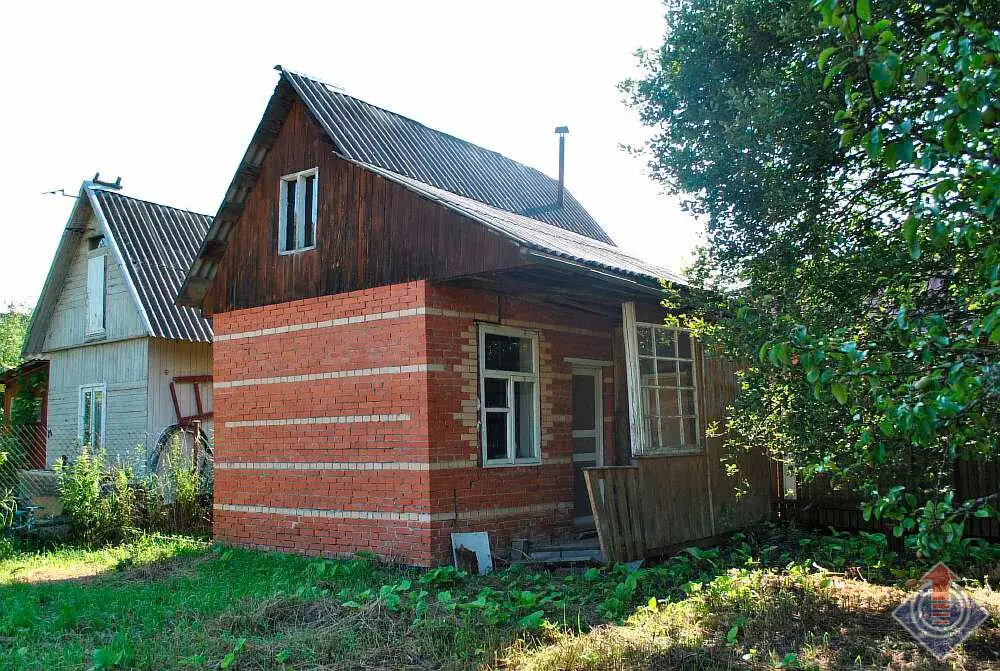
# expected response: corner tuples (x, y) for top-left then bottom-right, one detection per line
(215, 459), (475, 472)
(224, 413), (410, 428)
(215, 503), (431, 522)
(217, 306), (608, 342)
(214, 501), (574, 523)
(215, 363), (446, 389)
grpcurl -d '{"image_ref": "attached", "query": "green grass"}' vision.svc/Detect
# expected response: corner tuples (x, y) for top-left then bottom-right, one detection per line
(0, 529), (998, 670)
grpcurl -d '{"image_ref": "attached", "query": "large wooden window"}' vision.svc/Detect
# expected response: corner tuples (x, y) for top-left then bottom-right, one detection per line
(623, 303), (701, 456)
(79, 383), (106, 450)
(278, 168), (318, 254)
(85, 253), (106, 336)
(478, 325), (540, 466)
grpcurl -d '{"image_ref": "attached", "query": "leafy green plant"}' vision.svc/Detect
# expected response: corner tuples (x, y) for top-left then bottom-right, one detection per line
(56, 448), (138, 544)
(623, 0), (1000, 560)
(0, 486), (15, 530)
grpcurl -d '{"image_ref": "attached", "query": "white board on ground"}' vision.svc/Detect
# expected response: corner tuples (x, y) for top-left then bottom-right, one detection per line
(451, 532), (493, 575)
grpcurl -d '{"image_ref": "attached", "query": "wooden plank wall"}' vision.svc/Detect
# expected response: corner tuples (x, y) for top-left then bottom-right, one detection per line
(205, 100), (530, 315)
(586, 344), (775, 561)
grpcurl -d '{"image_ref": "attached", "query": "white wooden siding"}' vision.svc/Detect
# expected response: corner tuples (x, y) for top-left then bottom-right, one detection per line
(43, 213), (145, 351)
(45, 338), (150, 467)
(146, 339), (214, 441)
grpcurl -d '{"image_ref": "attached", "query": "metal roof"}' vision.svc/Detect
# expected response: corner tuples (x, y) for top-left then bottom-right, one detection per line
(360, 162), (686, 288)
(91, 188), (214, 342)
(281, 67), (615, 245)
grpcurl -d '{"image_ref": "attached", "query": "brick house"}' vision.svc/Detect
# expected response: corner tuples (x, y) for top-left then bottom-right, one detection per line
(178, 67), (772, 566)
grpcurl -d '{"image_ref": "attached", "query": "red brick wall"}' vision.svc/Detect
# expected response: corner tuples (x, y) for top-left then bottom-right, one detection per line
(211, 279), (618, 565)
(423, 284), (617, 561)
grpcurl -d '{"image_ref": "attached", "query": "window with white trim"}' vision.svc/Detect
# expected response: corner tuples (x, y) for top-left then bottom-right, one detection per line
(478, 325), (541, 466)
(635, 323), (700, 454)
(79, 383), (106, 450)
(278, 168), (318, 253)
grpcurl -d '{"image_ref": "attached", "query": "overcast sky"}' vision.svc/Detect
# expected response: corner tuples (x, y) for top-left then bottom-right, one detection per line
(0, 1), (700, 309)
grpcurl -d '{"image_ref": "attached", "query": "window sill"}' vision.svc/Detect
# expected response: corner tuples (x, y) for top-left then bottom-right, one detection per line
(481, 459), (542, 469)
(278, 245), (317, 256)
(84, 330), (106, 342)
(633, 447), (704, 459)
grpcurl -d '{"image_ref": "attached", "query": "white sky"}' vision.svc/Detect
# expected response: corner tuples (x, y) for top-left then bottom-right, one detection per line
(0, 0), (701, 309)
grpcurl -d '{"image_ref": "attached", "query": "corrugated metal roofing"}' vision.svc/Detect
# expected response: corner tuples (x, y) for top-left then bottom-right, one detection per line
(281, 68), (616, 245)
(91, 188), (214, 342)
(361, 162), (686, 287)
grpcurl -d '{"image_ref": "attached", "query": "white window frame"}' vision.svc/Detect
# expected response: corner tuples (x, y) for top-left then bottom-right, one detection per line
(478, 324), (542, 467)
(622, 302), (702, 456)
(78, 383), (107, 450)
(278, 167), (319, 254)
(85, 251), (106, 337)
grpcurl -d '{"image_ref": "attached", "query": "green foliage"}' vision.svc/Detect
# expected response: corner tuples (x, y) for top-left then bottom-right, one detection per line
(0, 527), (998, 669)
(0, 486), (15, 530)
(141, 437), (210, 535)
(56, 448), (138, 545)
(624, 0), (1000, 559)
(0, 303), (31, 372)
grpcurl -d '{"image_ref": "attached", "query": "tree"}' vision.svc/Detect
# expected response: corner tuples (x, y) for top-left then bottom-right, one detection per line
(0, 303), (31, 371)
(623, 0), (999, 558)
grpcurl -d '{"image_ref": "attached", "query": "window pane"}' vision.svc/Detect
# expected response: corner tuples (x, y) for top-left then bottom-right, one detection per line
(484, 378), (508, 408)
(662, 418), (682, 447)
(93, 390), (104, 449)
(683, 417), (698, 446)
(655, 328), (676, 357)
(677, 331), (692, 359)
(656, 359), (677, 386)
(681, 389), (696, 417)
(658, 387), (680, 418)
(514, 381), (536, 459)
(303, 174), (316, 248)
(642, 387), (658, 420)
(677, 361), (694, 387)
(484, 333), (533, 372)
(571, 375), (596, 431)
(81, 391), (93, 446)
(646, 415), (661, 449)
(485, 411), (507, 461)
(637, 326), (653, 356)
(284, 179), (296, 251)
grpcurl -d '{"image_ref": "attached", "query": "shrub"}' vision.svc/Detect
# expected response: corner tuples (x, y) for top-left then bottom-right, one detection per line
(141, 435), (211, 535)
(56, 447), (138, 544)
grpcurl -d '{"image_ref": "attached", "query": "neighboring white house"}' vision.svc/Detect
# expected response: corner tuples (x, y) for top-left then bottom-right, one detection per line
(23, 179), (214, 467)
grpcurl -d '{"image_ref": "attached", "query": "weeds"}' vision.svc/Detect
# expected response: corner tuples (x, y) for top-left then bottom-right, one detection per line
(1, 526), (999, 670)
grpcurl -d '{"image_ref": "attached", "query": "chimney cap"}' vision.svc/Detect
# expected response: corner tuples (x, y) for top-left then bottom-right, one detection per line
(554, 125), (569, 135)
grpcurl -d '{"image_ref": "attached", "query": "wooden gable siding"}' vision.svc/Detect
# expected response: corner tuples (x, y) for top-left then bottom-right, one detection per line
(43, 212), (146, 351)
(204, 100), (528, 315)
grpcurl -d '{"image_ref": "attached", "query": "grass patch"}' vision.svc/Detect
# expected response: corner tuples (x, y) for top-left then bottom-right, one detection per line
(0, 527), (998, 669)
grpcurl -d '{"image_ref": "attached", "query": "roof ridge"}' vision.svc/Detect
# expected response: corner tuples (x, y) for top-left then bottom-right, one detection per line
(278, 66), (565, 186)
(89, 186), (214, 221)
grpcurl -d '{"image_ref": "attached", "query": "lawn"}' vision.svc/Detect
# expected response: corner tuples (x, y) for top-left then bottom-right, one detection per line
(0, 528), (998, 670)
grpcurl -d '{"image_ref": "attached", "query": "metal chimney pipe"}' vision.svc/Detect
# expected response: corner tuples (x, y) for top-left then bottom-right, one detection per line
(555, 126), (569, 208)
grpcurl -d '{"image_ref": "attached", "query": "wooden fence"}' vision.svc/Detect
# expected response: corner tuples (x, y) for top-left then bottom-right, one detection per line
(780, 459), (1000, 541)
(584, 467), (645, 563)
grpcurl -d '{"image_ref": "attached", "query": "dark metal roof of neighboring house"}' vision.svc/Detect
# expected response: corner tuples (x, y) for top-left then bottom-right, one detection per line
(363, 163), (687, 288)
(280, 68), (615, 245)
(92, 188), (214, 342)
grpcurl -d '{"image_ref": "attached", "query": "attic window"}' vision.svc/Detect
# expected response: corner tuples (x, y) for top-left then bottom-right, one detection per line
(278, 168), (318, 254)
(88, 235), (107, 251)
